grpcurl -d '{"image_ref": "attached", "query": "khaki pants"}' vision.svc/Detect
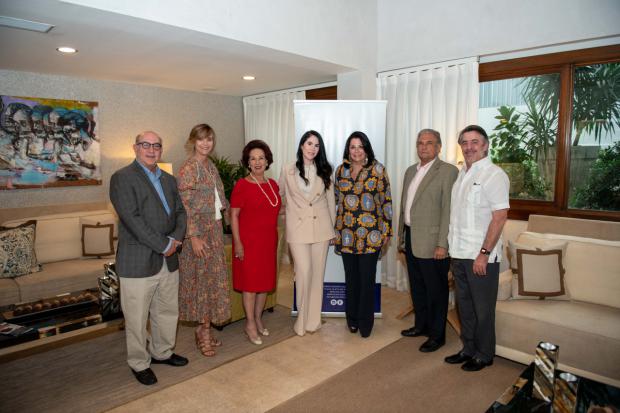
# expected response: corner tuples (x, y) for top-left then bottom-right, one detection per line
(120, 260), (179, 371)
(289, 241), (329, 336)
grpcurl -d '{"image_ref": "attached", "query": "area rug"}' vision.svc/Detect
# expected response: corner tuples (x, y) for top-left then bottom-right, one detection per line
(268, 329), (525, 413)
(0, 305), (295, 413)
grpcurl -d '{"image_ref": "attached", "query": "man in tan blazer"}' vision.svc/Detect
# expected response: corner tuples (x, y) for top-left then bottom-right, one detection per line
(279, 131), (336, 336)
(398, 129), (458, 352)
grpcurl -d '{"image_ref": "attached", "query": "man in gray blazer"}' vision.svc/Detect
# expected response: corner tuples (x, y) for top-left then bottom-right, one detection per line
(398, 129), (458, 352)
(110, 131), (188, 385)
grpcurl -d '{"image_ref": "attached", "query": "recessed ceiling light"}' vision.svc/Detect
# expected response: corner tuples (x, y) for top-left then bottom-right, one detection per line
(56, 46), (77, 54)
(243, 75), (255, 81)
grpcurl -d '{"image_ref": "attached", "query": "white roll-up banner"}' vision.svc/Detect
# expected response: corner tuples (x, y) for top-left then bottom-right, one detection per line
(292, 100), (387, 317)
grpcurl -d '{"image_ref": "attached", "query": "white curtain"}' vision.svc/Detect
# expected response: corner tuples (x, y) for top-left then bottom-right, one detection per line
(243, 90), (306, 178)
(377, 58), (479, 291)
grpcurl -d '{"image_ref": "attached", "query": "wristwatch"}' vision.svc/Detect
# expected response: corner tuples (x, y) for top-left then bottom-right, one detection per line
(480, 247), (491, 256)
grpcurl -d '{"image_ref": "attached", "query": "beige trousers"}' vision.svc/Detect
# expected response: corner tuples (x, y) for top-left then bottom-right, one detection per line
(289, 240), (329, 336)
(119, 260), (179, 371)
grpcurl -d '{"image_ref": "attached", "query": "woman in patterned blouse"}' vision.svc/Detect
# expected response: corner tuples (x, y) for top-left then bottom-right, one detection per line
(334, 131), (392, 338)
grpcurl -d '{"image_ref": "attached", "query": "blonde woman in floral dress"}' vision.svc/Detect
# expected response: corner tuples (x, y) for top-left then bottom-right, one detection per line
(177, 124), (231, 356)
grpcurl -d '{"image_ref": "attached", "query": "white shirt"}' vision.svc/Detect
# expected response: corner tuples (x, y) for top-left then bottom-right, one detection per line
(404, 158), (436, 226)
(448, 157), (510, 261)
(214, 188), (223, 220)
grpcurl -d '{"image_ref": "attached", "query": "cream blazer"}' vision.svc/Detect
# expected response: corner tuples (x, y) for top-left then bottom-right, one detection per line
(279, 162), (336, 244)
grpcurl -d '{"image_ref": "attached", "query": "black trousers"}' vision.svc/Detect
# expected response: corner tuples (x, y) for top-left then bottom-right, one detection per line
(451, 258), (499, 363)
(404, 226), (450, 342)
(341, 251), (380, 337)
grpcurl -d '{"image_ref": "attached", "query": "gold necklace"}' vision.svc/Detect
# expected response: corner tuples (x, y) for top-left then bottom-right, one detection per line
(249, 173), (279, 207)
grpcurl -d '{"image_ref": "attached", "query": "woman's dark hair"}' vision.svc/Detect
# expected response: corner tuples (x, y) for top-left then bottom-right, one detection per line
(241, 139), (273, 171)
(342, 131), (375, 168)
(296, 130), (333, 189)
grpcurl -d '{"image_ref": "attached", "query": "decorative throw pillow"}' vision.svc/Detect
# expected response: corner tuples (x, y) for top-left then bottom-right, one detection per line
(508, 239), (567, 271)
(508, 240), (570, 300)
(80, 216), (118, 238)
(0, 219), (37, 233)
(0, 226), (39, 278)
(0, 248), (7, 274)
(81, 224), (114, 257)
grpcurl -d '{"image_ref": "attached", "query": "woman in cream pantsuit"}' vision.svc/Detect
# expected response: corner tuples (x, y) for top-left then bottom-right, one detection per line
(279, 130), (335, 336)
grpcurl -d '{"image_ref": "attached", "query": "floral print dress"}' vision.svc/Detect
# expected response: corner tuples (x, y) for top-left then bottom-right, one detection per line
(177, 158), (231, 325)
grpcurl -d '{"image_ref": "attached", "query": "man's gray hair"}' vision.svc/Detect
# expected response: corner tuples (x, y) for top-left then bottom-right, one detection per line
(417, 128), (442, 145)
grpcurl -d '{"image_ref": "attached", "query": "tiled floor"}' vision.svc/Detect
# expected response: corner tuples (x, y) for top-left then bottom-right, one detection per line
(108, 264), (412, 413)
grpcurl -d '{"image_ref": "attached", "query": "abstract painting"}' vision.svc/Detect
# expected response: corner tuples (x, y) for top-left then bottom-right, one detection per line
(0, 95), (101, 189)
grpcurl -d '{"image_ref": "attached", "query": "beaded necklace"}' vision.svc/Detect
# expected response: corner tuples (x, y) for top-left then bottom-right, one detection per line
(249, 173), (279, 207)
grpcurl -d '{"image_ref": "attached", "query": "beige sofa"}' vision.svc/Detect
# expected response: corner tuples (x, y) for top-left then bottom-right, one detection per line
(496, 214), (620, 387)
(0, 204), (116, 307)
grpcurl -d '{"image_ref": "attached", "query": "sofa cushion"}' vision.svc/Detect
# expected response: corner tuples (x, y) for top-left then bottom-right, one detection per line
(0, 226), (40, 278)
(516, 232), (620, 309)
(0, 219), (38, 233)
(496, 300), (620, 381)
(80, 215), (118, 238)
(0, 278), (20, 306)
(508, 239), (567, 271)
(509, 238), (569, 300)
(14, 258), (110, 303)
(81, 224), (114, 257)
(1, 221), (40, 275)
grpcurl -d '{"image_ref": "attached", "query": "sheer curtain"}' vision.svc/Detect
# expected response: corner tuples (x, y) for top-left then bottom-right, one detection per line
(377, 58), (479, 291)
(243, 89), (306, 179)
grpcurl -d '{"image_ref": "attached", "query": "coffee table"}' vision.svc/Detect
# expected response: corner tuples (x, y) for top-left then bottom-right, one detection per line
(0, 287), (124, 361)
(487, 363), (620, 412)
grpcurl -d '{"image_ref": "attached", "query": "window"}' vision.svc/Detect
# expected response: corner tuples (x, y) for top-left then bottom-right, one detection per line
(479, 45), (620, 221)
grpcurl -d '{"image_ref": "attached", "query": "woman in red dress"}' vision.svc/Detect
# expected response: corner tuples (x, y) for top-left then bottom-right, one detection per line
(230, 140), (281, 345)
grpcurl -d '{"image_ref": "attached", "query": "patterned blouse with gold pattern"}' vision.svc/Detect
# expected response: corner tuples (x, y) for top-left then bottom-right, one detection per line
(334, 159), (393, 254)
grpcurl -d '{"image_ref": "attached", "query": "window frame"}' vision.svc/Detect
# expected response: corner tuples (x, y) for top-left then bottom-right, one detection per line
(479, 44), (620, 222)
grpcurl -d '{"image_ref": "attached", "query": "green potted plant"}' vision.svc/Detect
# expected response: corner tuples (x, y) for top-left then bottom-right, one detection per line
(209, 154), (247, 233)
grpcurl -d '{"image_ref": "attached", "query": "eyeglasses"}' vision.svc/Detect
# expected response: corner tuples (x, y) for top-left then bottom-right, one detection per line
(136, 142), (162, 150)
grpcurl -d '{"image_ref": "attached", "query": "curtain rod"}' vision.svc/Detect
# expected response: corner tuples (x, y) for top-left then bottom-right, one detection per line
(377, 56), (478, 79)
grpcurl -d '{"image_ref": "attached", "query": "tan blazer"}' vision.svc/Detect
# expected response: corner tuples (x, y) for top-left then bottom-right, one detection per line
(397, 159), (458, 259)
(279, 162), (336, 244)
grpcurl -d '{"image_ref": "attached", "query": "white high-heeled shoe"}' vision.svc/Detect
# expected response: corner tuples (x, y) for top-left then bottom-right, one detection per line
(258, 327), (270, 337)
(245, 331), (262, 345)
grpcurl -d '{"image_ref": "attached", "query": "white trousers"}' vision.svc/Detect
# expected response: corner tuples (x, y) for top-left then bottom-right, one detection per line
(119, 260), (179, 371)
(289, 240), (329, 336)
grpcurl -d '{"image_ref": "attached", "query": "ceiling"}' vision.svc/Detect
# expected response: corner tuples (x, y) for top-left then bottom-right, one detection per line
(0, 0), (349, 96)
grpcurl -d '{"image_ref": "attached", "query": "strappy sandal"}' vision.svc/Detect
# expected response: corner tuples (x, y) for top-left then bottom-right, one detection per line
(210, 335), (222, 347)
(195, 330), (216, 357)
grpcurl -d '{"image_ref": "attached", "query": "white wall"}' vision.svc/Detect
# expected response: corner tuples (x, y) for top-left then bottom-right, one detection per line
(0, 70), (244, 209)
(377, 0), (620, 71)
(66, 0), (378, 72)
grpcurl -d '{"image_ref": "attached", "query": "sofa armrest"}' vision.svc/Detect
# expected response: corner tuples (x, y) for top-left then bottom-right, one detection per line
(497, 269), (512, 301)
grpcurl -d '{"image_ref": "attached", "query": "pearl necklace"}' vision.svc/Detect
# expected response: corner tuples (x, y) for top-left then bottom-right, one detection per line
(249, 173), (279, 207)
